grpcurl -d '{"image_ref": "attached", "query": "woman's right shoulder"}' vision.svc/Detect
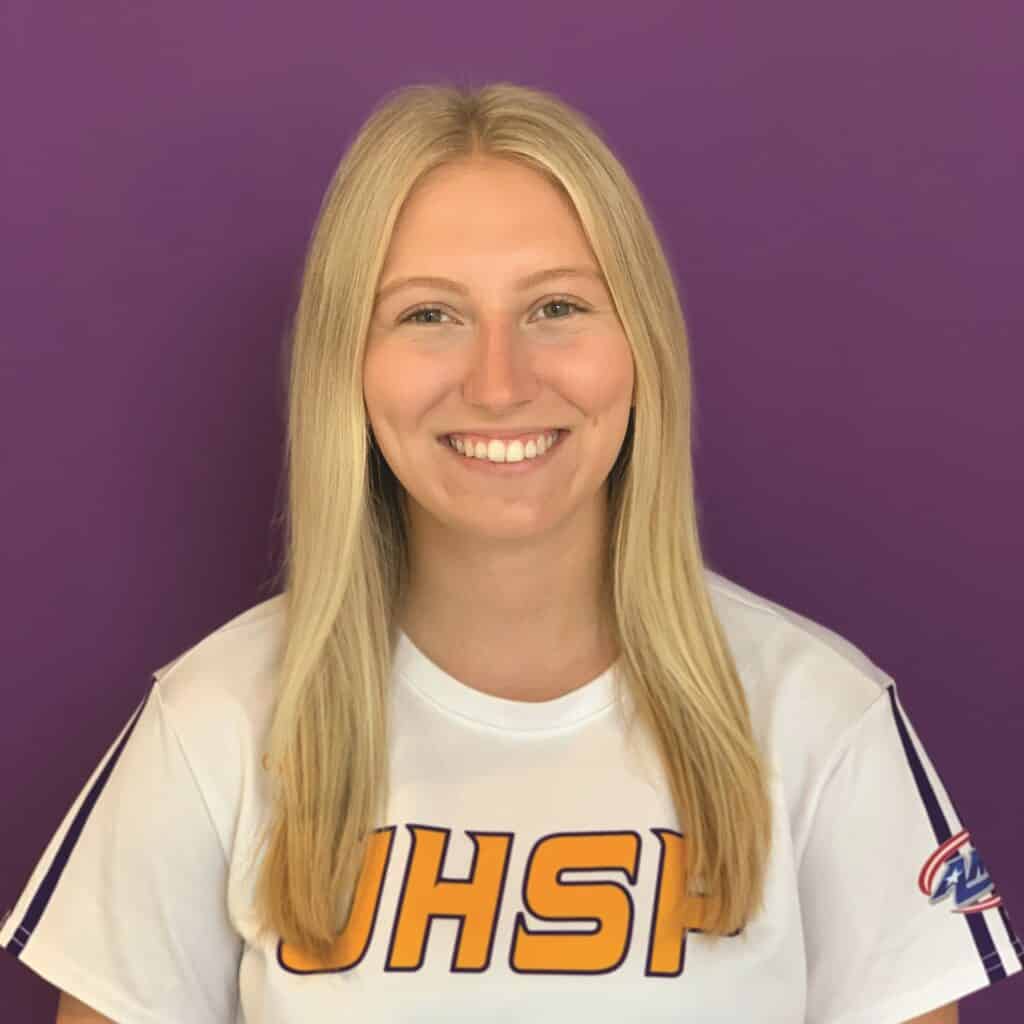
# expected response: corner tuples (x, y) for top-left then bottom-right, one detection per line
(152, 592), (287, 725)
(147, 593), (287, 805)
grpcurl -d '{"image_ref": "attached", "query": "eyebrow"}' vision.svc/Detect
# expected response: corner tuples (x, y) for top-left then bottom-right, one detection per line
(374, 266), (605, 305)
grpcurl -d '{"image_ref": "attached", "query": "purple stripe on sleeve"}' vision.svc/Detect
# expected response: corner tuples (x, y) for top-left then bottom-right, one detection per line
(3, 685), (153, 958)
(885, 684), (1007, 982)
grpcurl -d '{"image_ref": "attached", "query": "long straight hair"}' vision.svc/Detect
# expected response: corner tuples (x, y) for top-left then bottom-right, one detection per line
(248, 80), (773, 963)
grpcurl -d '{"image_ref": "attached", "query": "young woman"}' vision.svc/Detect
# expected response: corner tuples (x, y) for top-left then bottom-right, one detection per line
(4, 81), (1019, 1023)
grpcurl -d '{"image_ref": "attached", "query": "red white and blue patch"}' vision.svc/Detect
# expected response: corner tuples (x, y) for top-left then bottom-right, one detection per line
(886, 684), (1022, 979)
(919, 830), (1003, 914)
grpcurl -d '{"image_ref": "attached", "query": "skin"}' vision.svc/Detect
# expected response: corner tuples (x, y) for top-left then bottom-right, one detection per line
(908, 1004), (958, 1023)
(364, 154), (634, 701)
(55, 992), (112, 1021)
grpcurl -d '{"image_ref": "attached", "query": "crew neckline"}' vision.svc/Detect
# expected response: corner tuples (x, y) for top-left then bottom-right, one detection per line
(393, 628), (621, 733)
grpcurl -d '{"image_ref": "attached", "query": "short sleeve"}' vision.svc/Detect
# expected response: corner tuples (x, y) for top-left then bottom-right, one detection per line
(0, 680), (242, 1024)
(798, 680), (1023, 1024)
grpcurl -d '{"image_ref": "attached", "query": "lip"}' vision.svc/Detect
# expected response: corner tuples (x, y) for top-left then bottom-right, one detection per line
(438, 427), (567, 440)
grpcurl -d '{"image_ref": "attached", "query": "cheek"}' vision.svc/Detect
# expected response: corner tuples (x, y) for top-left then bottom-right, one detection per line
(362, 348), (409, 449)
(561, 338), (634, 407)
(361, 344), (385, 404)
(363, 347), (423, 418)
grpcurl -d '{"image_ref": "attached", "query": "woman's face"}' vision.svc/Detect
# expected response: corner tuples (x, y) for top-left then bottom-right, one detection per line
(363, 155), (635, 543)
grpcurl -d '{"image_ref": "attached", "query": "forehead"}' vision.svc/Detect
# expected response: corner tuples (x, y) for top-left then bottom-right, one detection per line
(383, 157), (594, 269)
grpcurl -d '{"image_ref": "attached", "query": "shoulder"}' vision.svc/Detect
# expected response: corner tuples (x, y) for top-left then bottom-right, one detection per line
(704, 568), (895, 786)
(151, 593), (286, 698)
(146, 593), (287, 804)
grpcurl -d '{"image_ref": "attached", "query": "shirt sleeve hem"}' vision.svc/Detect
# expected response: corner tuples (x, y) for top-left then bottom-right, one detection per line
(824, 957), (1022, 1024)
(16, 931), (181, 1024)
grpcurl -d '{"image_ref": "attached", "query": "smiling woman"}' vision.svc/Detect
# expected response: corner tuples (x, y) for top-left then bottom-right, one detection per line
(2, 80), (1019, 1024)
(363, 154), (635, 588)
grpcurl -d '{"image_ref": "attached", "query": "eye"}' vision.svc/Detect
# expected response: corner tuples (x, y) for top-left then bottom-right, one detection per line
(400, 306), (452, 325)
(536, 297), (587, 320)
(398, 295), (587, 326)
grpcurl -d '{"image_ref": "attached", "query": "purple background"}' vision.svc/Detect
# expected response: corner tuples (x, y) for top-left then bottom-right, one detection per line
(2, 2), (1021, 1019)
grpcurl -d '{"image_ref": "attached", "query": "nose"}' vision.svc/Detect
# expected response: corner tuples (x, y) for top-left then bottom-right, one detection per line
(459, 317), (540, 407)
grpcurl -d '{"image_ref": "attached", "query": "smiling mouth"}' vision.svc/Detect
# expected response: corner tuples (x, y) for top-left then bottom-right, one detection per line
(438, 428), (569, 468)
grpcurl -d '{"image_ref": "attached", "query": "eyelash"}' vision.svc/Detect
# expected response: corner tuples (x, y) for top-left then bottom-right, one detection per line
(398, 295), (588, 326)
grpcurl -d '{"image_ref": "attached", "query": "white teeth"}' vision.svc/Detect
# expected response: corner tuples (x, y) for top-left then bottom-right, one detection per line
(447, 431), (561, 463)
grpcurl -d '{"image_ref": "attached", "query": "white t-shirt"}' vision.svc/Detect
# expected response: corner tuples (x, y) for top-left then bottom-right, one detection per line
(3, 569), (1021, 1022)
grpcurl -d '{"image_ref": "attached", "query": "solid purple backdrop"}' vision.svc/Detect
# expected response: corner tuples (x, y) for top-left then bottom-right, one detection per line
(2, 2), (1021, 1020)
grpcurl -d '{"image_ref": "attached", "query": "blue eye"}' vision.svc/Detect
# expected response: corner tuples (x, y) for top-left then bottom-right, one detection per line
(398, 296), (587, 326)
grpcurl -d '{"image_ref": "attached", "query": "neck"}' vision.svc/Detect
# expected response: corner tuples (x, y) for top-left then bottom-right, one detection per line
(396, 494), (619, 701)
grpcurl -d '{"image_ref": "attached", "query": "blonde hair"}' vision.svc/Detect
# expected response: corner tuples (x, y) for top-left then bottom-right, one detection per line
(249, 80), (773, 963)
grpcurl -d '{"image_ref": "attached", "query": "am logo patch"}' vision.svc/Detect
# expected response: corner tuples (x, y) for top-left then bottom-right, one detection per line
(919, 829), (1003, 914)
